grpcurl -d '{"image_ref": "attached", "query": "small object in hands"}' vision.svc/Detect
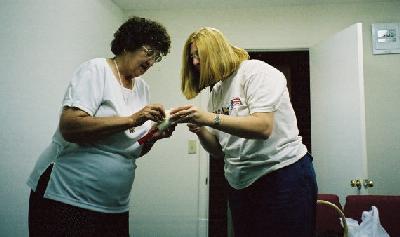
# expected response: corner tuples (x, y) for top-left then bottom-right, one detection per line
(137, 109), (174, 145)
(157, 109), (173, 132)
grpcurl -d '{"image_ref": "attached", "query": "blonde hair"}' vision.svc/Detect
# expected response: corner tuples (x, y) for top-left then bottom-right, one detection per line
(181, 27), (249, 99)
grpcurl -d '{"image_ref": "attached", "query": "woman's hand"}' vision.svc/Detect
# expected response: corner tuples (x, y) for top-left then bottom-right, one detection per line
(153, 123), (177, 140)
(170, 105), (212, 126)
(131, 104), (165, 127)
(187, 123), (202, 134)
(139, 123), (177, 157)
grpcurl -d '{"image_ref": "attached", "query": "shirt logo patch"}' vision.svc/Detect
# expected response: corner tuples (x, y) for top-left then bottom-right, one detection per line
(213, 97), (242, 116)
(230, 97), (243, 110)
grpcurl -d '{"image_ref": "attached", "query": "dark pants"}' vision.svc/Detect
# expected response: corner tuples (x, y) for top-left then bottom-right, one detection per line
(228, 153), (318, 237)
(28, 164), (129, 237)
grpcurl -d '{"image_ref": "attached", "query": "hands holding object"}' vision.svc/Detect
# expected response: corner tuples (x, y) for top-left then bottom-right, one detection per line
(138, 109), (177, 145)
(138, 105), (208, 145)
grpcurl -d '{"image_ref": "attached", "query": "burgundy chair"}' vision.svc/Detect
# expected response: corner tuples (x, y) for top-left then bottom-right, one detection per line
(344, 195), (400, 237)
(316, 194), (344, 237)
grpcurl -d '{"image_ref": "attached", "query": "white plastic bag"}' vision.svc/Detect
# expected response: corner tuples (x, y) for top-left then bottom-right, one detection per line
(345, 206), (390, 237)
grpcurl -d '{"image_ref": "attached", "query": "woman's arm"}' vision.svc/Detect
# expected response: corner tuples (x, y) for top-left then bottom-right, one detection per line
(59, 104), (165, 144)
(171, 105), (273, 140)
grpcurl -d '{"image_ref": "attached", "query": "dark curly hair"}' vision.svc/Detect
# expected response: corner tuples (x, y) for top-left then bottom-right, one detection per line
(111, 16), (171, 56)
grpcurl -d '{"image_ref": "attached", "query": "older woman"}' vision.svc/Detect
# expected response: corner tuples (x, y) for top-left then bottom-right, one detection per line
(27, 16), (173, 236)
(172, 27), (317, 237)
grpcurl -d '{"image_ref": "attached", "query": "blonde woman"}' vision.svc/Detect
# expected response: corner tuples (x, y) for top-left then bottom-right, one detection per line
(171, 27), (317, 237)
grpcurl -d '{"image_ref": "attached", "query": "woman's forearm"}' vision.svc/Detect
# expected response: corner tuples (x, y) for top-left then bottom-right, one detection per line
(59, 107), (134, 143)
(202, 112), (274, 140)
(171, 106), (274, 140)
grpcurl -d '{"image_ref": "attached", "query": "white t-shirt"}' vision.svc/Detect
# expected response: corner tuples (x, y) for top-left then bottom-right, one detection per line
(208, 59), (307, 189)
(27, 58), (152, 213)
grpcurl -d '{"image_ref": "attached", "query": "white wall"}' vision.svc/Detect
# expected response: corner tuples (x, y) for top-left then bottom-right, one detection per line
(126, 1), (400, 235)
(0, 0), (123, 236)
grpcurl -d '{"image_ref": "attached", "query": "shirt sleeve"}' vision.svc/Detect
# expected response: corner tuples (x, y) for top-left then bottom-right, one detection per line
(242, 63), (286, 113)
(62, 60), (105, 116)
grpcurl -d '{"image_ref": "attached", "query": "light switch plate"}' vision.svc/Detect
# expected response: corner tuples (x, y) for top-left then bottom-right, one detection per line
(188, 140), (197, 154)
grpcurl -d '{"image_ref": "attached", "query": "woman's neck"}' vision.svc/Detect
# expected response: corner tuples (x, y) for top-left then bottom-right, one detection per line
(109, 57), (134, 89)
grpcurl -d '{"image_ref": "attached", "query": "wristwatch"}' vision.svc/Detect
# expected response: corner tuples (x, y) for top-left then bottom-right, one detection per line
(213, 113), (221, 125)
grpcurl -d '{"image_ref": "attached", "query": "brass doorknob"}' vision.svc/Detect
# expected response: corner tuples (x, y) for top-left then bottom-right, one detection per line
(350, 179), (362, 189)
(363, 179), (374, 188)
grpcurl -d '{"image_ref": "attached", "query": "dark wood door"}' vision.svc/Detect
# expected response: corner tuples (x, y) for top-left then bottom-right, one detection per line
(249, 50), (311, 151)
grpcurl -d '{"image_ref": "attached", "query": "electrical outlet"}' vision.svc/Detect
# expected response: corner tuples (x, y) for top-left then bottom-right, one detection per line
(188, 140), (197, 154)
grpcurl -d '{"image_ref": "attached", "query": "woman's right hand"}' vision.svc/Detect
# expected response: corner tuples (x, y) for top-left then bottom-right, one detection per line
(131, 104), (165, 126)
(169, 105), (212, 126)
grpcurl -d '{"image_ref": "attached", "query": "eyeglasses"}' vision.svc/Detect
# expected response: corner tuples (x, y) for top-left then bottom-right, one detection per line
(190, 52), (200, 60)
(142, 46), (162, 63)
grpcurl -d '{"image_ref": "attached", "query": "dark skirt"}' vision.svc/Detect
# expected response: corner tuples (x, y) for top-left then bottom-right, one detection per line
(28, 164), (129, 237)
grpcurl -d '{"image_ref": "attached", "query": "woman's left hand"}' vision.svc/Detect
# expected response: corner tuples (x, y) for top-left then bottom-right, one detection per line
(152, 123), (177, 140)
(139, 123), (176, 157)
